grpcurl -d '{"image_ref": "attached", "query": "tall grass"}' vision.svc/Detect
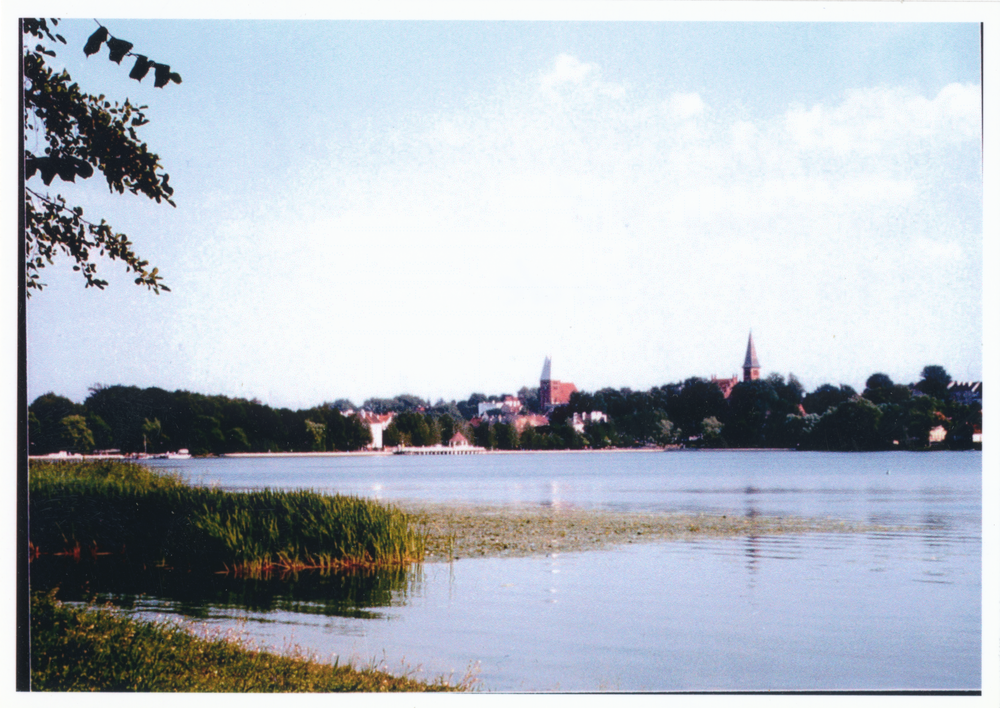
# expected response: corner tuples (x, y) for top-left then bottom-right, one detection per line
(30, 591), (468, 692)
(29, 460), (424, 574)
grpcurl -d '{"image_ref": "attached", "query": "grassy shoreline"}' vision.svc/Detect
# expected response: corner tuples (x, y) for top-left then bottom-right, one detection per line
(29, 460), (424, 574)
(30, 591), (470, 692)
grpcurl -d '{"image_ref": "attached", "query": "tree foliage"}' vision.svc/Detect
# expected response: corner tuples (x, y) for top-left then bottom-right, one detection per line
(28, 361), (979, 456)
(917, 365), (952, 400)
(22, 18), (180, 295)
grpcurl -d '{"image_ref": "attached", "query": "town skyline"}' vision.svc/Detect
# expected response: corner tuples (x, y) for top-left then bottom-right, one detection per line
(22, 12), (984, 411)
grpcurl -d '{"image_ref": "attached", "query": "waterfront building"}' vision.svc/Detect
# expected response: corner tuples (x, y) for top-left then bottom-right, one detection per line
(356, 410), (394, 450)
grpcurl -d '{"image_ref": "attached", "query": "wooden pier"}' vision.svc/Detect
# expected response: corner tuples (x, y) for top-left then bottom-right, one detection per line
(393, 444), (486, 455)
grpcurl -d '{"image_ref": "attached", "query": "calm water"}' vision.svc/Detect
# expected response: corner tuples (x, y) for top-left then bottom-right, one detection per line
(63, 451), (983, 691)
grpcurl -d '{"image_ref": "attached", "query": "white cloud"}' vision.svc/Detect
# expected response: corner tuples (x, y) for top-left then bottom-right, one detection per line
(540, 53), (595, 88)
(537, 53), (626, 103)
(784, 83), (980, 155)
(667, 92), (706, 120)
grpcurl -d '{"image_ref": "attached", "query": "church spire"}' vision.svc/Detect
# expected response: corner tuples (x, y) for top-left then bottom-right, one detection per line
(743, 332), (760, 382)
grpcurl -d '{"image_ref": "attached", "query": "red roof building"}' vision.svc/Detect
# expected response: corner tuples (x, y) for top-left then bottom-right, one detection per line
(539, 356), (578, 409)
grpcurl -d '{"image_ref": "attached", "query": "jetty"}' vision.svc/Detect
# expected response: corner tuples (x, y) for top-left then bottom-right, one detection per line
(393, 444), (486, 456)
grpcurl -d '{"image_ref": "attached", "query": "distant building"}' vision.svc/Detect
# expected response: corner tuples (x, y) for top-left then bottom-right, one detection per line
(711, 332), (761, 397)
(449, 432), (472, 448)
(539, 356), (578, 410)
(477, 395), (523, 417)
(743, 332), (761, 382)
(711, 375), (739, 399)
(947, 381), (982, 406)
(570, 410), (609, 433)
(513, 414), (550, 433)
(354, 410), (394, 450)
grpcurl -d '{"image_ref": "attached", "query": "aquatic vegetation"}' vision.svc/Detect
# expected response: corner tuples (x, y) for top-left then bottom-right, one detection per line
(29, 591), (467, 692)
(29, 460), (423, 574)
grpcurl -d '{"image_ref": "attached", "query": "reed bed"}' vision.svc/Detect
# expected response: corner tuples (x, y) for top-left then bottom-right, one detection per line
(29, 460), (423, 574)
(30, 591), (467, 692)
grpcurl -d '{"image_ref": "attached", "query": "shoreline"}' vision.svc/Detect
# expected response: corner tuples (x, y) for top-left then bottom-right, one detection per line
(31, 447), (801, 461)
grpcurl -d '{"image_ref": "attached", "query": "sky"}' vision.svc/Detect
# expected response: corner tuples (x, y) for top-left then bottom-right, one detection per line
(16, 5), (989, 410)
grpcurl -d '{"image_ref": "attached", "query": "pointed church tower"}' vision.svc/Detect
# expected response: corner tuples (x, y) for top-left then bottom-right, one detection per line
(540, 355), (553, 409)
(743, 332), (760, 382)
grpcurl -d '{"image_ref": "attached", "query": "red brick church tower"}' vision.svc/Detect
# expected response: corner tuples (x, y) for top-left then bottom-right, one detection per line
(743, 332), (761, 382)
(539, 356), (577, 409)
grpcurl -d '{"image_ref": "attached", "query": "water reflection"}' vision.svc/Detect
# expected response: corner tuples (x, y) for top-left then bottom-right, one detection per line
(30, 556), (419, 620)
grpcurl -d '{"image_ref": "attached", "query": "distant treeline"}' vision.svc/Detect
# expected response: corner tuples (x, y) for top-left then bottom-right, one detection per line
(28, 366), (980, 455)
(28, 385), (373, 456)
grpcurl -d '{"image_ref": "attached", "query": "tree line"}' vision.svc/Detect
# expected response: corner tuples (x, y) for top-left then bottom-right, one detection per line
(28, 385), (372, 456)
(28, 366), (980, 456)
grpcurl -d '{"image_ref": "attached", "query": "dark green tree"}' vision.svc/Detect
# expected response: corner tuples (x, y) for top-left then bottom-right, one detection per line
(225, 426), (252, 452)
(517, 387), (541, 414)
(494, 422), (519, 450)
(584, 420), (619, 449)
(700, 416), (725, 448)
(725, 379), (778, 447)
(22, 19), (180, 294)
(140, 417), (164, 453)
(473, 420), (496, 450)
(29, 392), (84, 453)
(806, 397), (884, 451)
(862, 374), (911, 405)
(59, 414), (94, 453)
(437, 414), (456, 444)
(803, 384), (857, 415)
(916, 365), (952, 401)
(382, 421), (402, 448)
(669, 378), (726, 440)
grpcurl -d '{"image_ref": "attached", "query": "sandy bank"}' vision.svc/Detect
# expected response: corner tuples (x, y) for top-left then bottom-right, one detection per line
(398, 503), (895, 561)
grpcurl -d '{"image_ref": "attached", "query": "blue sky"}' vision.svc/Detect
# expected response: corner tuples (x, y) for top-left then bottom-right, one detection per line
(18, 7), (987, 409)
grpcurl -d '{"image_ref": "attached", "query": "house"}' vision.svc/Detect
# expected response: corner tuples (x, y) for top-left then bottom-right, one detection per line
(947, 381), (982, 406)
(514, 414), (550, 433)
(355, 411), (394, 450)
(477, 395), (523, 417)
(571, 410), (609, 433)
(449, 431), (472, 448)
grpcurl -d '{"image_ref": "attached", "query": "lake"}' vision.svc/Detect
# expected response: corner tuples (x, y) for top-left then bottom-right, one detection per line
(43, 450), (982, 692)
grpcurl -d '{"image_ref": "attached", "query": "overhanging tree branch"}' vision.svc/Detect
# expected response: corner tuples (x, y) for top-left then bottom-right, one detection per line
(21, 18), (179, 295)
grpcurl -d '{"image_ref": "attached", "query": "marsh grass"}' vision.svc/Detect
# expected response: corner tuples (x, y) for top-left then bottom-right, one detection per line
(29, 460), (423, 574)
(30, 591), (468, 692)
